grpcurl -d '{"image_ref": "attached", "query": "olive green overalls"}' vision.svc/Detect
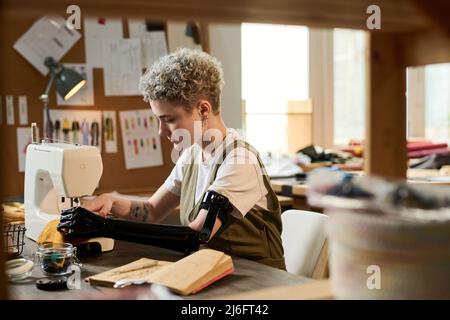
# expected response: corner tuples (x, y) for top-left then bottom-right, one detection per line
(179, 139), (286, 270)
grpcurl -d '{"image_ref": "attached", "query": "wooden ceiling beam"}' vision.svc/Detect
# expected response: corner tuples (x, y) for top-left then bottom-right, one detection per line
(400, 31), (450, 67)
(411, 0), (450, 35)
(3, 0), (433, 33)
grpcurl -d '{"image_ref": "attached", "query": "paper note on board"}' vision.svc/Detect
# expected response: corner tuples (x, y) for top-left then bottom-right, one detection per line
(102, 39), (143, 96)
(18, 96), (28, 125)
(119, 109), (163, 169)
(103, 111), (118, 153)
(44, 109), (102, 150)
(6, 95), (15, 125)
(13, 16), (81, 75)
(84, 17), (123, 68)
(17, 127), (39, 172)
(128, 19), (168, 68)
(166, 21), (202, 52)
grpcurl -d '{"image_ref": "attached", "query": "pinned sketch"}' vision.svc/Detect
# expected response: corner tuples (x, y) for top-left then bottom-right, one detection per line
(17, 127), (39, 172)
(103, 111), (118, 153)
(128, 19), (168, 68)
(44, 109), (102, 150)
(56, 64), (94, 105)
(13, 16), (81, 76)
(18, 96), (28, 125)
(166, 22), (203, 52)
(102, 39), (143, 96)
(6, 95), (15, 125)
(119, 109), (163, 169)
(84, 17), (123, 68)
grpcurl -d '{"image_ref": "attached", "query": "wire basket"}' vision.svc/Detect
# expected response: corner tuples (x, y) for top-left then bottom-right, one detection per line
(3, 222), (26, 257)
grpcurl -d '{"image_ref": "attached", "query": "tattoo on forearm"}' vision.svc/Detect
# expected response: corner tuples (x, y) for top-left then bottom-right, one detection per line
(129, 200), (152, 222)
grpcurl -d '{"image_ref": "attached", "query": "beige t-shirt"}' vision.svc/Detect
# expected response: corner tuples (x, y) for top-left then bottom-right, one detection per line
(163, 128), (269, 219)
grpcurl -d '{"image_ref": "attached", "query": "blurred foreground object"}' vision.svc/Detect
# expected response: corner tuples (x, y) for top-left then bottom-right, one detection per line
(308, 171), (450, 299)
(2, 202), (26, 257)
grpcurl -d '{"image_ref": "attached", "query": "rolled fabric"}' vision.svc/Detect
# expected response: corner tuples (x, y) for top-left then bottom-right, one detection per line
(37, 219), (87, 246)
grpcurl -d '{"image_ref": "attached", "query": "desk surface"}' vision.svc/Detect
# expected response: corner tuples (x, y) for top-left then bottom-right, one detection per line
(271, 169), (450, 197)
(9, 238), (309, 300)
(271, 179), (309, 197)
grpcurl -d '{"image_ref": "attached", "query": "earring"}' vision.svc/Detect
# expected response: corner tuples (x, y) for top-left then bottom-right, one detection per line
(201, 116), (208, 128)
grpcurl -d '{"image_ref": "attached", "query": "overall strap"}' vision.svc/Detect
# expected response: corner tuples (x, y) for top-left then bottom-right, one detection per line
(180, 146), (200, 226)
(182, 139), (277, 223)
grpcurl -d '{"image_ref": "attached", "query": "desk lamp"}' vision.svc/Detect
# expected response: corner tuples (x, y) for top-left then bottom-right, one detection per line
(40, 57), (86, 140)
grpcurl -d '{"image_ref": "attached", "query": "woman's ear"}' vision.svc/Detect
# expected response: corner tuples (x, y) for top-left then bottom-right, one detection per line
(196, 100), (212, 118)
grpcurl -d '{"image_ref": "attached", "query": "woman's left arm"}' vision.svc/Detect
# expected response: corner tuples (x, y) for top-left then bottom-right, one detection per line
(188, 209), (222, 240)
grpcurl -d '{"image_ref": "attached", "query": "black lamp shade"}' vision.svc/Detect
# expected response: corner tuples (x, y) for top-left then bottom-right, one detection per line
(55, 67), (86, 100)
(44, 57), (86, 101)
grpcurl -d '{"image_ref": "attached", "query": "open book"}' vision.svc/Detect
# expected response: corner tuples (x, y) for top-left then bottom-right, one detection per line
(86, 249), (234, 295)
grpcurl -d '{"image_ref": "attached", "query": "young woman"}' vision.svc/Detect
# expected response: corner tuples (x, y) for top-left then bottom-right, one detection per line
(82, 48), (286, 270)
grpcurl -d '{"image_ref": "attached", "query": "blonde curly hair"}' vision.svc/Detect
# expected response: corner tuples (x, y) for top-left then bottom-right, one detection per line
(139, 48), (224, 114)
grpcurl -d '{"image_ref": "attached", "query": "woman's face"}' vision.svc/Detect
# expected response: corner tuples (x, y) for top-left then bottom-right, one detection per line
(150, 100), (201, 147)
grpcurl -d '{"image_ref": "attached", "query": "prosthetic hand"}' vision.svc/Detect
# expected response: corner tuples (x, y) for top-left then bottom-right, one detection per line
(57, 191), (232, 254)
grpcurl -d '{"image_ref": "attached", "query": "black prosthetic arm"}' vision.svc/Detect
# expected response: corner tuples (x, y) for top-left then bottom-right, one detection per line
(198, 191), (232, 242)
(57, 191), (232, 254)
(58, 207), (199, 253)
(105, 217), (200, 253)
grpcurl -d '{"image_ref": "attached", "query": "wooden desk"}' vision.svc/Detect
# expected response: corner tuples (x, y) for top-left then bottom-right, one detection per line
(216, 279), (332, 300)
(271, 169), (450, 211)
(271, 179), (308, 197)
(9, 238), (310, 300)
(270, 179), (313, 211)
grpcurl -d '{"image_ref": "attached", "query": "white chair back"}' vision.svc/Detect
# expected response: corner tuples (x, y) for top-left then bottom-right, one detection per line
(281, 209), (328, 277)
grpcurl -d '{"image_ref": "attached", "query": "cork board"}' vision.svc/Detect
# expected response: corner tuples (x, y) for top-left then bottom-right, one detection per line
(0, 13), (203, 200)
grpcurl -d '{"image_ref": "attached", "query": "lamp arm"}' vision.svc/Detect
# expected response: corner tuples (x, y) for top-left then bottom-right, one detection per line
(40, 73), (57, 140)
(43, 73), (56, 99)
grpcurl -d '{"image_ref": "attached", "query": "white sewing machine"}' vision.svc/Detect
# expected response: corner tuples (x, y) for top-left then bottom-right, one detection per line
(24, 142), (114, 252)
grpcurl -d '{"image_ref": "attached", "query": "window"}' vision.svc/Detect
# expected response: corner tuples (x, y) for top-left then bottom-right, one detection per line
(333, 29), (367, 146)
(407, 63), (450, 143)
(241, 25), (367, 154)
(241, 23), (309, 155)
